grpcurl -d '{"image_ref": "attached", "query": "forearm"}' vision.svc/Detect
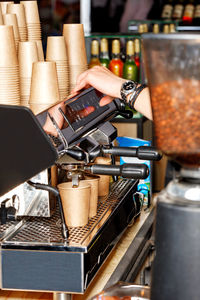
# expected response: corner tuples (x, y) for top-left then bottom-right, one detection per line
(133, 87), (153, 120)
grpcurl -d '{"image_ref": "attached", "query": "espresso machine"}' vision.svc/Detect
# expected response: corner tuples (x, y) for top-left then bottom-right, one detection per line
(142, 33), (200, 300)
(0, 87), (161, 298)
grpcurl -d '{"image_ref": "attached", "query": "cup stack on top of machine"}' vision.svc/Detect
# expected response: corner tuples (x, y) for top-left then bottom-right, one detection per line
(0, 1), (13, 14)
(0, 25), (20, 105)
(0, 4), (3, 24)
(3, 13), (20, 52)
(7, 3), (28, 42)
(20, 0), (41, 42)
(63, 23), (88, 92)
(18, 41), (39, 107)
(29, 61), (60, 115)
(46, 36), (69, 101)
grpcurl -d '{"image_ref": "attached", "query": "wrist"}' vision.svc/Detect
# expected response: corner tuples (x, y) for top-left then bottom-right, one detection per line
(120, 80), (147, 109)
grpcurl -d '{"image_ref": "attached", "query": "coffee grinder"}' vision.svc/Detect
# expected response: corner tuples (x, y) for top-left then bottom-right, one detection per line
(142, 33), (200, 300)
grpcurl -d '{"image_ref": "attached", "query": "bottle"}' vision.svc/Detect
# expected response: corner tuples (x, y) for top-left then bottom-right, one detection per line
(169, 23), (176, 32)
(109, 39), (123, 77)
(134, 39), (140, 69)
(172, 0), (185, 21)
(138, 24), (144, 33)
(153, 23), (160, 33)
(100, 38), (110, 68)
(163, 24), (170, 33)
(193, 1), (200, 25)
(123, 40), (138, 82)
(182, 0), (195, 25)
(88, 39), (101, 69)
(161, 0), (174, 20)
(143, 23), (149, 33)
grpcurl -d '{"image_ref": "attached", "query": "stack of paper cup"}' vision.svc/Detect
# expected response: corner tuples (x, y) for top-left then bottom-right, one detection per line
(20, 1), (41, 41)
(7, 3), (28, 42)
(0, 25), (20, 105)
(63, 24), (88, 92)
(0, 5), (3, 25)
(46, 36), (69, 100)
(3, 13), (20, 52)
(0, 1), (13, 14)
(18, 41), (39, 107)
(36, 40), (44, 61)
(29, 61), (60, 115)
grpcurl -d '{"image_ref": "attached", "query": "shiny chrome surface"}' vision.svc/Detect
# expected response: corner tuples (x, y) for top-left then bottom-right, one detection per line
(2, 180), (134, 248)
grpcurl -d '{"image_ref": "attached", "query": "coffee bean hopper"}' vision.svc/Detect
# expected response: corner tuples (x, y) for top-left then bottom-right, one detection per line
(142, 33), (200, 300)
(0, 87), (160, 298)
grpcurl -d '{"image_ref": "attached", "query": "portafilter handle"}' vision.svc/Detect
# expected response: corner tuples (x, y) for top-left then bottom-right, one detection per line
(102, 146), (162, 161)
(85, 163), (149, 179)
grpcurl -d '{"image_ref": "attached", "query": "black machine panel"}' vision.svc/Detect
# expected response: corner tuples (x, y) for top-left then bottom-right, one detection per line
(0, 105), (58, 197)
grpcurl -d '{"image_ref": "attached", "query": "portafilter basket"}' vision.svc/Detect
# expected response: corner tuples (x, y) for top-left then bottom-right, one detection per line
(142, 33), (200, 167)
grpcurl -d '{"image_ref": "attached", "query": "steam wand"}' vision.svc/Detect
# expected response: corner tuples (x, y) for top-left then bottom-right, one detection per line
(27, 181), (68, 240)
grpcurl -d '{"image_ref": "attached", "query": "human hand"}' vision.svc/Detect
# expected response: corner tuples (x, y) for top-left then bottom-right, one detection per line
(42, 91), (95, 137)
(71, 66), (126, 106)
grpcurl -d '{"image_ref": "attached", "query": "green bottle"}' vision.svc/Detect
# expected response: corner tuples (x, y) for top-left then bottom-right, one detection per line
(100, 38), (110, 68)
(123, 40), (138, 81)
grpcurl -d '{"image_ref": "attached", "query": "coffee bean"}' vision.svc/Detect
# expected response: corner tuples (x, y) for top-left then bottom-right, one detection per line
(150, 79), (200, 167)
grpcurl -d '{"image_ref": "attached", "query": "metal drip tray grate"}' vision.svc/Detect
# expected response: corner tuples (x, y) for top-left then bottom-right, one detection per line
(3, 180), (135, 248)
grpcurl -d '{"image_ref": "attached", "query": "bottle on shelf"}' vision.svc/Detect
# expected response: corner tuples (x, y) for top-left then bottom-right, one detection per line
(138, 24), (144, 33)
(163, 24), (170, 33)
(143, 23), (149, 33)
(88, 39), (101, 69)
(134, 39), (140, 69)
(169, 23), (176, 32)
(193, 1), (200, 25)
(153, 23), (160, 33)
(109, 39), (123, 77)
(172, 0), (185, 21)
(182, 0), (195, 25)
(161, 0), (174, 20)
(123, 40), (138, 82)
(100, 38), (110, 68)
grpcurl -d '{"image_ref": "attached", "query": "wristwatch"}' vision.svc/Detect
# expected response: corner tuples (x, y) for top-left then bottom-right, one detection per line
(120, 80), (147, 109)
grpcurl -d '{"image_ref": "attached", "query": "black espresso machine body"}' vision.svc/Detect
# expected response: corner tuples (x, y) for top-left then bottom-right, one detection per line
(0, 88), (160, 293)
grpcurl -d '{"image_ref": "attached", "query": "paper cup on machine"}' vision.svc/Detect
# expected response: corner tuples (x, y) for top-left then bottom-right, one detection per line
(82, 176), (99, 218)
(58, 181), (90, 227)
(18, 41), (39, 77)
(0, 25), (18, 66)
(29, 61), (60, 104)
(63, 23), (87, 66)
(46, 36), (68, 61)
(94, 157), (112, 197)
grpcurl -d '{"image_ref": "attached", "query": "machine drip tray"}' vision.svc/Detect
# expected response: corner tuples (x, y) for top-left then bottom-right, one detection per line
(0, 179), (140, 293)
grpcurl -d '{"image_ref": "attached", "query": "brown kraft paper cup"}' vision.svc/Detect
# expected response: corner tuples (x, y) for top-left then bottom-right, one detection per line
(63, 23), (87, 66)
(57, 181), (90, 227)
(82, 176), (99, 218)
(94, 157), (112, 197)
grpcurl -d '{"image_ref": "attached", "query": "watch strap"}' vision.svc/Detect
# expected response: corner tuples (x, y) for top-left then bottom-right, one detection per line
(129, 84), (147, 109)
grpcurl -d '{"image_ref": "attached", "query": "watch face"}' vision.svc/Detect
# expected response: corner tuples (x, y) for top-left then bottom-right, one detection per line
(124, 81), (135, 90)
